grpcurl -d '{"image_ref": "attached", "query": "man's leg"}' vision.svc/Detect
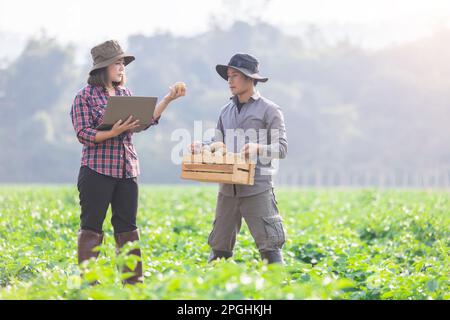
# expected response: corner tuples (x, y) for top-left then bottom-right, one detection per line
(207, 192), (242, 262)
(240, 189), (286, 264)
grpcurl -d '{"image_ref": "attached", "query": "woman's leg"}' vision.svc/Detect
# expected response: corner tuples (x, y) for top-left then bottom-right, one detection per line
(77, 166), (116, 266)
(111, 177), (142, 285)
(110, 177), (138, 233)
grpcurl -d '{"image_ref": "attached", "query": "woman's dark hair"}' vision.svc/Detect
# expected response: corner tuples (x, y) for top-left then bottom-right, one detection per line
(87, 67), (126, 87)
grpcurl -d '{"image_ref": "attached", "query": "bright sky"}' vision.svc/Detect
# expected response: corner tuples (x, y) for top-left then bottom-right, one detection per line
(1, 0), (450, 63)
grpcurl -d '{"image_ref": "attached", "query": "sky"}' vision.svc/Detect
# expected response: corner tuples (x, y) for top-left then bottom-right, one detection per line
(1, 0), (450, 64)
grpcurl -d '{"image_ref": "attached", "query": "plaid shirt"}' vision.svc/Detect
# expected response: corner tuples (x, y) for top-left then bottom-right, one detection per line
(70, 84), (160, 178)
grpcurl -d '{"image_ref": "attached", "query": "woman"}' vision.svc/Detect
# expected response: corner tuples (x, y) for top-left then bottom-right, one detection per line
(70, 40), (185, 285)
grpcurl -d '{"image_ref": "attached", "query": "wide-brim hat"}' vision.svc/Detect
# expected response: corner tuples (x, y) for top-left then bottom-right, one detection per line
(89, 40), (135, 75)
(216, 53), (268, 82)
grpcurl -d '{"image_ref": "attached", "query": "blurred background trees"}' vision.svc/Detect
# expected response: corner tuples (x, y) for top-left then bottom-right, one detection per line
(1, 21), (449, 186)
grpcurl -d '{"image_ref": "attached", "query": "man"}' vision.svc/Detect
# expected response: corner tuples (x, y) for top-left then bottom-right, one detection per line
(191, 53), (288, 264)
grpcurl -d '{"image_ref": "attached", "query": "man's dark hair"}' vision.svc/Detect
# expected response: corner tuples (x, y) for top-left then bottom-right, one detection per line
(244, 75), (258, 86)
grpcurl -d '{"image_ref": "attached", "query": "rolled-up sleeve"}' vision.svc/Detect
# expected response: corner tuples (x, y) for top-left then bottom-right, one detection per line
(70, 94), (97, 147)
(260, 104), (288, 159)
(143, 115), (161, 130)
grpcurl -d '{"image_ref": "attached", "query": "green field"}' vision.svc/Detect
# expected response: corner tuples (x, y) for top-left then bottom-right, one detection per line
(0, 186), (448, 300)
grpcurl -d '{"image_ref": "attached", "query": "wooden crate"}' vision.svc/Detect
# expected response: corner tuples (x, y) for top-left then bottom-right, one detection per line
(181, 153), (256, 185)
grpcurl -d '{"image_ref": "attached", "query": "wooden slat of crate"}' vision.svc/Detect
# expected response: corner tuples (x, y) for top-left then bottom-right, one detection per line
(182, 163), (234, 174)
(182, 153), (249, 165)
(181, 167), (253, 185)
(246, 163), (256, 185)
(181, 160), (255, 185)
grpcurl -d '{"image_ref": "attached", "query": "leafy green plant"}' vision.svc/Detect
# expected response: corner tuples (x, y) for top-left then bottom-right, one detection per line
(0, 186), (448, 299)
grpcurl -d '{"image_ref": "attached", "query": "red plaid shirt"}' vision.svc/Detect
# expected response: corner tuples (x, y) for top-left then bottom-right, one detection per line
(70, 85), (160, 178)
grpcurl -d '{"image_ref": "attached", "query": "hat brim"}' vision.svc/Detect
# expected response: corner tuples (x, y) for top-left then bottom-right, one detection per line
(89, 53), (135, 75)
(216, 65), (268, 83)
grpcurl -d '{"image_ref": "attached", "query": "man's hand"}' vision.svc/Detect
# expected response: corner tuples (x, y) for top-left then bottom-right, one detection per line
(241, 143), (261, 159)
(110, 115), (140, 137)
(189, 141), (203, 154)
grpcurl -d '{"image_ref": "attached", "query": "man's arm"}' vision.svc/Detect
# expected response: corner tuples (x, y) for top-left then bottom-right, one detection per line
(242, 104), (288, 160)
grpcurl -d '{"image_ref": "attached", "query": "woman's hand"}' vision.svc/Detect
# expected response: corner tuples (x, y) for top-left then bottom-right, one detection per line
(93, 116), (139, 143)
(154, 82), (187, 119)
(163, 82), (186, 103)
(110, 115), (140, 136)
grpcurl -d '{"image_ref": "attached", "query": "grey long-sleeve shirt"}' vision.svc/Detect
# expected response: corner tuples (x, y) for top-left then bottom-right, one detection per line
(205, 91), (288, 197)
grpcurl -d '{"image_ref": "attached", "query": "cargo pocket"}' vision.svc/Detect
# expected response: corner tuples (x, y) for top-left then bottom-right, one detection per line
(262, 215), (286, 248)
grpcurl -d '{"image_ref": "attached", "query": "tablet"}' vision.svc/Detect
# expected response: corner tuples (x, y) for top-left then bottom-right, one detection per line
(96, 96), (158, 133)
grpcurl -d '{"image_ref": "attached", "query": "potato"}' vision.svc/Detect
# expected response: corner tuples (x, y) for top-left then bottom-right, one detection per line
(174, 81), (186, 92)
(214, 147), (227, 156)
(213, 153), (225, 164)
(225, 151), (234, 158)
(210, 142), (226, 153)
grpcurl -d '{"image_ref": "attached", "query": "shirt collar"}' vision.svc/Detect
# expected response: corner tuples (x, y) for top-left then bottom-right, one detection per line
(92, 85), (124, 96)
(230, 90), (261, 105)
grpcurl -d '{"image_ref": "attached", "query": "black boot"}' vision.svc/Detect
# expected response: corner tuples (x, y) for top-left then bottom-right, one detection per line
(260, 250), (284, 264)
(208, 249), (233, 263)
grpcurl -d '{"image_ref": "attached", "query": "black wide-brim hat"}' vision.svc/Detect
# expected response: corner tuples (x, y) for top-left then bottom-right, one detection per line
(216, 53), (268, 82)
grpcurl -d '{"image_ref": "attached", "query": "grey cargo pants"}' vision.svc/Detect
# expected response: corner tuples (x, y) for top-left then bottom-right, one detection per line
(207, 189), (286, 261)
